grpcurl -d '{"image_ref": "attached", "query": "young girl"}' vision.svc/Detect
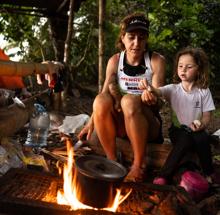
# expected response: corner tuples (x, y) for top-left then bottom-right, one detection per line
(139, 47), (217, 184)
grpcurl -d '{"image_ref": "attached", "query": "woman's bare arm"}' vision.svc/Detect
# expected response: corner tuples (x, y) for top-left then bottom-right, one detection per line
(78, 54), (119, 140)
(151, 52), (166, 88)
(101, 54), (119, 93)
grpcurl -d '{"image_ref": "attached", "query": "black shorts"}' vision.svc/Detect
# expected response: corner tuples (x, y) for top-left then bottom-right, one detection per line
(149, 111), (164, 144)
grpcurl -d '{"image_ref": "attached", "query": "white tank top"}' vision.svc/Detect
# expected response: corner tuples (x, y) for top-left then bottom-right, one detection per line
(117, 51), (153, 95)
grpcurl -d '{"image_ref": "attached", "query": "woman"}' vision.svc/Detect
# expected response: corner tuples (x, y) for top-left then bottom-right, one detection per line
(78, 12), (166, 182)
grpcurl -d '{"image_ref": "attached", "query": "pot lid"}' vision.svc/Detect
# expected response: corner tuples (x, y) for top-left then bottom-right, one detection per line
(75, 155), (127, 181)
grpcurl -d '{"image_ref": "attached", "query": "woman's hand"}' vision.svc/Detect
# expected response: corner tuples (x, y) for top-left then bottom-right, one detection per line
(139, 79), (157, 105)
(77, 119), (94, 141)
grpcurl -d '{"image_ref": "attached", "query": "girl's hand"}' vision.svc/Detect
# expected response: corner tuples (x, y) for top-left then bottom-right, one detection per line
(141, 89), (157, 105)
(190, 120), (203, 131)
(77, 120), (94, 141)
(139, 78), (150, 90)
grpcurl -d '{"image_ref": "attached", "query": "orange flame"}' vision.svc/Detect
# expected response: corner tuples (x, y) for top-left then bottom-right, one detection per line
(57, 139), (132, 212)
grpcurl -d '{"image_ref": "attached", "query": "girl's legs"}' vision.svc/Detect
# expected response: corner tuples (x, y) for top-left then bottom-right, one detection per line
(156, 126), (194, 182)
(192, 131), (214, 175)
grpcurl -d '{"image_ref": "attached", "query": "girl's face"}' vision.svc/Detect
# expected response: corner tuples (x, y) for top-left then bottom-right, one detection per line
(121, 31), (147, 58)
(177, 54), (198, 83)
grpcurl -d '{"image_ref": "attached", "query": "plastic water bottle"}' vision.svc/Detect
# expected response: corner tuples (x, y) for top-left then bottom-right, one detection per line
(25, 103), (50, 147)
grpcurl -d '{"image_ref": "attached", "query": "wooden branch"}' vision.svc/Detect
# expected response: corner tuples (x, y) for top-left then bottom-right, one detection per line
(63, 0), (74, 64)
(98, 0), (105, 92)
(56, 0), (69, 13)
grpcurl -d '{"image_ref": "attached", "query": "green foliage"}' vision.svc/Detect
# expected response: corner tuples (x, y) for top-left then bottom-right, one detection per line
(0, 12), (42, 59)
(213, 108), (220, 118)
(70, 0), (99, 82)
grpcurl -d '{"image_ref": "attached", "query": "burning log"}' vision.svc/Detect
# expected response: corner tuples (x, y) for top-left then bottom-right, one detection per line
(197, 195), (220, 215)
(118, 183), (201, 215)
(0, 91), (51, 137)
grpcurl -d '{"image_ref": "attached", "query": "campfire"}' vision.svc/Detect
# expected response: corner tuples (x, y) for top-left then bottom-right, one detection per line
(0, 137), (203, 215)
(56, 139), (132, 212)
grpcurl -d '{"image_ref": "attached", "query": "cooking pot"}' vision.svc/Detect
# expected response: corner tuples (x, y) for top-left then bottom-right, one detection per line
(75, 155), (127, 208)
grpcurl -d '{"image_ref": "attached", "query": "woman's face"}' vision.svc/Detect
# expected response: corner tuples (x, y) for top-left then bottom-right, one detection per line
(177, 54), (198, 83)
(121, 31), (147, 58)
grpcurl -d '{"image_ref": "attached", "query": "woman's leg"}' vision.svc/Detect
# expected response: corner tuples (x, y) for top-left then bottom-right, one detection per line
(121, 94), (160, 180)
(93, 93), (120, 161)
(192, 131), (214, 175)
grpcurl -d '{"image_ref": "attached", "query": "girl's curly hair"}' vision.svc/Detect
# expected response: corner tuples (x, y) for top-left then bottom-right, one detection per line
(173, 46), (209, 88)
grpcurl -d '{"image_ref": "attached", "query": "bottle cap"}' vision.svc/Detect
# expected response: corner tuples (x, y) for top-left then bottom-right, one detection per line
(32, 103), (47, 117)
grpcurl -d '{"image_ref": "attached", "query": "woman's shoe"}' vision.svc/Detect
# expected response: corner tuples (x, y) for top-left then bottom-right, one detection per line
(153, 177), (167, 185)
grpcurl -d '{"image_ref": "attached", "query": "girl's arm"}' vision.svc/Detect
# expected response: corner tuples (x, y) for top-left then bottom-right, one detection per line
(139, 78), (162, 97)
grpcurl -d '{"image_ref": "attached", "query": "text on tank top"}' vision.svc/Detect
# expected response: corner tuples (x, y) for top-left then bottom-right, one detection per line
(117, 51), (153, 95)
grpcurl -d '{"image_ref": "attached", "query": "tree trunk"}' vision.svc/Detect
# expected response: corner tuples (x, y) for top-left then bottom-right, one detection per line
(48, 0), (85, 62)
(63, 0), (75, 64)
(48, 17), (68, 62)
(98, 0), (106, 92)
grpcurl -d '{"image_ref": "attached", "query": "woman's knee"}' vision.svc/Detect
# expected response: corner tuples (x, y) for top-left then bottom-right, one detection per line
(121, 94), (141, 115)
(93, 93), (113, 113)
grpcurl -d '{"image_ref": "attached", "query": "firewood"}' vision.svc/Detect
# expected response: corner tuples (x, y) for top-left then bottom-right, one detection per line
(154, 192), (183, 215)
(197, 195), (220, 215)
(53, 209), (125, 215)
(118, 183), (200, 215)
